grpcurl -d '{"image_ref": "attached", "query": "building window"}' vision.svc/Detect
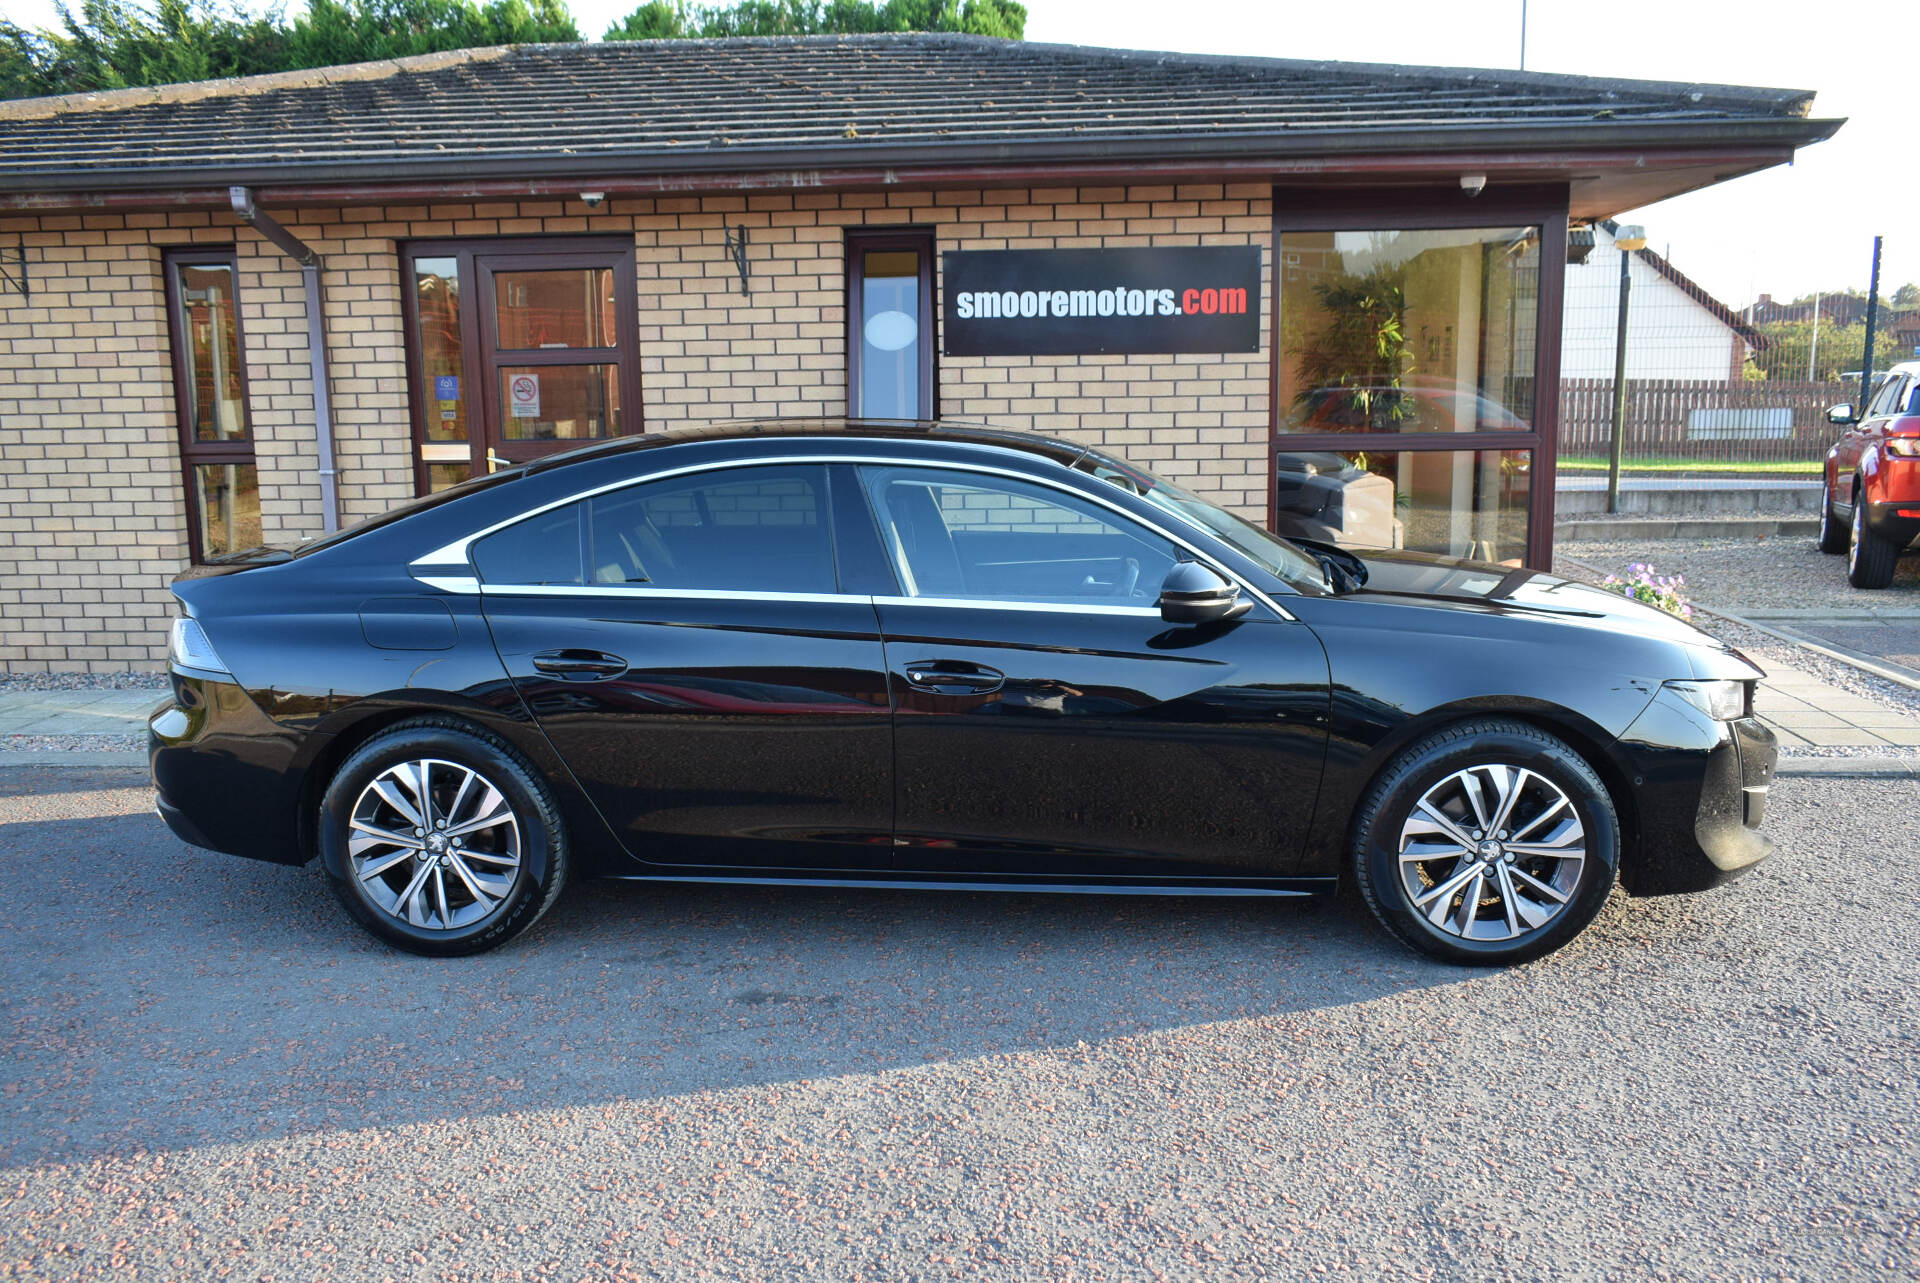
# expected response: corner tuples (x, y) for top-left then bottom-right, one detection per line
(163, 249), (259, 561)
(1271, 189), (1567, 568)
(847, 230), (935, 420)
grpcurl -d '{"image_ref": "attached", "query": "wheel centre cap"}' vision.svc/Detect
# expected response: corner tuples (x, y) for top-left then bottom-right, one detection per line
(1478, 840), (1502, 859)
(427, 834), (448, 853)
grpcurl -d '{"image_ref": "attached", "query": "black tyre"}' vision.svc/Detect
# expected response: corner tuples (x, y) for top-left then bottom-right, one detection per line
(1847, 488), (1899, 589)
(1351, 718), (1619, 966)
(319, 717), (569, 956)
(1816, 474), (1848, 554)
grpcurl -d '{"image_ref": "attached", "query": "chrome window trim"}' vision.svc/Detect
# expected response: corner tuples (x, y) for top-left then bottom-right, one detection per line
(478, 584), (862, 606)
(411, 451), (1295, 621)
(874, 595), (1163, 618)
(460, 584), (1166, 618)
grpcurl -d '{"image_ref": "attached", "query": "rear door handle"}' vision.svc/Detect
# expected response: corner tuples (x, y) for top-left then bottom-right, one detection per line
(904, 661), (1004, 695)
(532, 648), (628, 680)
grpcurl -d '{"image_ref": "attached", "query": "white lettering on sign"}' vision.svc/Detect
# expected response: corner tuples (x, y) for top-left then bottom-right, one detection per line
(509, 373), (540, 419)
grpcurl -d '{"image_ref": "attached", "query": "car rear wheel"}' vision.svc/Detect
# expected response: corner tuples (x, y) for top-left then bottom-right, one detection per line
(320, 718), (569, 956)
(1351, 719), (1619, 965)
(1817, 474), (1848, 554)
(1847, 485), (1899, 589)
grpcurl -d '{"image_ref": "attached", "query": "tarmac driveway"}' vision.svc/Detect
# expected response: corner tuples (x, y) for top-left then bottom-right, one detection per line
(2, 766), (1917, 1280)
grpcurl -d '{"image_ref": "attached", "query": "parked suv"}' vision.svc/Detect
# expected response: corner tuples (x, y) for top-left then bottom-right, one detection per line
(1819, 360), (1920, 588)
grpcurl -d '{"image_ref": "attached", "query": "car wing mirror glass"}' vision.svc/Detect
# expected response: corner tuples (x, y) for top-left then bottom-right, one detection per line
(1158, 560), (1252, 624)
(1828, 403), (1855, 425)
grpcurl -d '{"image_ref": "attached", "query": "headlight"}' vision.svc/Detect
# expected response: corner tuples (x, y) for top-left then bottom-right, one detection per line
(1885, 437), (1920, 458)
(168, 617), (231, 674)
(1664, 678), (1748, 721)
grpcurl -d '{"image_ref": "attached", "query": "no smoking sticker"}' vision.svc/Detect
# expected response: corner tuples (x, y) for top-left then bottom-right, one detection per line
(508, 373), (540, 418)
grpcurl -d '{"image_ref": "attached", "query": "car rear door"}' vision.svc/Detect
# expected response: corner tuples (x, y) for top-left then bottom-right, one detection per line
(473, 461), (896, 871)
(856, 463), (1330, 879)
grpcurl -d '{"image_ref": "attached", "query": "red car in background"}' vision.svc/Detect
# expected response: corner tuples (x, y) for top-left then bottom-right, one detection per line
(1819, 359), (1920, 588)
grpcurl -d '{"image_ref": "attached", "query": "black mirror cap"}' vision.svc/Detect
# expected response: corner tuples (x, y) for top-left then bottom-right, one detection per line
(1158, 560), (1253, 624)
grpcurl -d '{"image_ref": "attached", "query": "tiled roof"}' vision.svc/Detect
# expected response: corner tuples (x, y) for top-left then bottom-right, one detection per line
(0, 34), (1832, 192)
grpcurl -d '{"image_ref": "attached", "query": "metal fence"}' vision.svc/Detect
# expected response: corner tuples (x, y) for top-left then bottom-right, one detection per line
(1556, 378), (1844, 473)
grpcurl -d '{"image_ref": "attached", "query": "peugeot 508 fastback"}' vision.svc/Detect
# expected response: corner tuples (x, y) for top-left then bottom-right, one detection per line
(151, 421), (1778, 965)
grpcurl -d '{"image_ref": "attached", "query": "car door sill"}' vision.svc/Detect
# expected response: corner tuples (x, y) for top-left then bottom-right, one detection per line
(600, 872), (1335, 896)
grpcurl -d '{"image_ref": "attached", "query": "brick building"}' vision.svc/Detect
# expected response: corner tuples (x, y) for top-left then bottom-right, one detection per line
(0, 36), (1837, 671)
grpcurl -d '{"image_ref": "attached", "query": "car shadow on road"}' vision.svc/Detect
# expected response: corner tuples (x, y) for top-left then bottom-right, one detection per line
(1, 804), (1477, 1167)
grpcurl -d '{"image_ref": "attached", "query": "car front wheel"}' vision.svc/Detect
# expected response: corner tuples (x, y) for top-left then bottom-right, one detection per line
(1351, 719), (1619, 965)
(320, 717), (569, 956)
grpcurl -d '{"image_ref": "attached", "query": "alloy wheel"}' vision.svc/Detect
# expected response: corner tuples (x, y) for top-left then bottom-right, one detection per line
(347, 757), (524, 931)
(1396, 763), (1587, 941)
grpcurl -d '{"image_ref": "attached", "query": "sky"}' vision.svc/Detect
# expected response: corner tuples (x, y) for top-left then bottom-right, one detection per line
(9, 0), (1911, 311)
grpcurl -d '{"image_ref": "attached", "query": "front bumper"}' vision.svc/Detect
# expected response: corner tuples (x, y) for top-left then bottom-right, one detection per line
(1618, 690), (1778, 896)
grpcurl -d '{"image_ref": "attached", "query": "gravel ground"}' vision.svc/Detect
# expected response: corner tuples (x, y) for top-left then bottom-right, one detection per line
(0, 671), (166, 692)
(2, 767), (1916, 1280)
(1558, 534), (1920, 616)
(0, 733), (146, 754)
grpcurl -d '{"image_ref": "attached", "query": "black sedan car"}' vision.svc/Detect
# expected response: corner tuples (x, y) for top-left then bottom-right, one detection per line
(151, 421), (1777, 965)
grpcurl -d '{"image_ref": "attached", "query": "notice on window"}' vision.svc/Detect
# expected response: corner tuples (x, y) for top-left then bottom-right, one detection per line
(508, 373), (540, 419)
(942, 246), (1261, 356)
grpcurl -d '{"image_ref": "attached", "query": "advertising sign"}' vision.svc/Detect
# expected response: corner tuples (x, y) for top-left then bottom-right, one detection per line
(508, 373), (540, 419)
(942, 246), (1262, 357)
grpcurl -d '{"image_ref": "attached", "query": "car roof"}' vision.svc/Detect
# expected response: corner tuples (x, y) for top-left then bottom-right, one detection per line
(520, 417), (1091, 476)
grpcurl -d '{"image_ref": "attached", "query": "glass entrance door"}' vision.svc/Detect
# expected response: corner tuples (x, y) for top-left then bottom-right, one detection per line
(1271, 192), (1566, 568)
(403, 238), (642, 492)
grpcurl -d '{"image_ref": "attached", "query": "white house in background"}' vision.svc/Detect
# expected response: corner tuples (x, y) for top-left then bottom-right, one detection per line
(1560, 220), (1767, 383)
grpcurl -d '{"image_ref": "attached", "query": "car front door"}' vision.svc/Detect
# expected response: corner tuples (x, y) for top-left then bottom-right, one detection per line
(473, 462), (895, 870)
(857, 464), (1331, 879)
(1843, 374), (1909, 507)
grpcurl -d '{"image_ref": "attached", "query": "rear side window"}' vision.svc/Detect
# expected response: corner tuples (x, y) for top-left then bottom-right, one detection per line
(473, 464), (837, 594)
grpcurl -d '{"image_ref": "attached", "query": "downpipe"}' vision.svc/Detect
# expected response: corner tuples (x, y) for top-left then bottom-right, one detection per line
(227, 185), (341, 535)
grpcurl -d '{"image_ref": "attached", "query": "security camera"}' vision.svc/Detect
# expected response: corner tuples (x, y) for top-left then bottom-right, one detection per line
(580, 191), (606, 208)
(1460, 174), (1487, 198)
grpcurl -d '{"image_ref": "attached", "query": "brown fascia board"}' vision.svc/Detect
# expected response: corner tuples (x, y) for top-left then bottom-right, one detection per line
(0, 114), (1844, 204)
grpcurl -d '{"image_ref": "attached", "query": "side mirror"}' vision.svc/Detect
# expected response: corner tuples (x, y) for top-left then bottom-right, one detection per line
(1828, 403), (1855, 425)
(1158, 560), (1252, 624)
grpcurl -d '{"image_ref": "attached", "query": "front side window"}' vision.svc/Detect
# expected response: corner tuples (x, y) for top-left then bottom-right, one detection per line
(474, 465), (837, 594)
(862, 466), (1177, 605)
(1867, 374), (1908, 420)
(163, 249), (259, 560)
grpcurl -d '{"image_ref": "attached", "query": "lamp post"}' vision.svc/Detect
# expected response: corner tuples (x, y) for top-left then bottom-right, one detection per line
(1606, 224), (1647, 514)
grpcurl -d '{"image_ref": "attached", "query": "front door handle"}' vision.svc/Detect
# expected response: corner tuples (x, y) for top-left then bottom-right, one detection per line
(532, 648), (628, 680)
(904, 661), (1005, 695)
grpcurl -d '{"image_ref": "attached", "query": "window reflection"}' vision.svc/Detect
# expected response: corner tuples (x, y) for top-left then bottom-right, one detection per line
(174, 263), (249, 443)
(1274, 450), (1530, 563)
(412, 257), (466, 445)
(192, 462), (261, 557)
(859, 249), (921, 419)
(498, 364), (619, 441)
(495, 269), (616, 350)
(1279, 227), (1539, 435)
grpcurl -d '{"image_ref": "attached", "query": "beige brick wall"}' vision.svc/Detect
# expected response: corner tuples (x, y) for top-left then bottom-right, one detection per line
(0, 184), (1271, 672)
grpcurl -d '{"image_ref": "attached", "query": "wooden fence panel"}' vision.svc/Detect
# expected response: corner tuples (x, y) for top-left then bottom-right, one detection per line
(1556, 378), (1843, 469)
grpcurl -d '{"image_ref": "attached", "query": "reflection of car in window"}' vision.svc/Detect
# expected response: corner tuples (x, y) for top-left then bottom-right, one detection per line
(1272, 453), (1402, 550)
(1280, 380), (1531, 435)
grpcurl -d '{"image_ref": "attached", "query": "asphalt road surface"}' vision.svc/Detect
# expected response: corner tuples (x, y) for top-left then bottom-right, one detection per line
(3, 766), (1916, 1280)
